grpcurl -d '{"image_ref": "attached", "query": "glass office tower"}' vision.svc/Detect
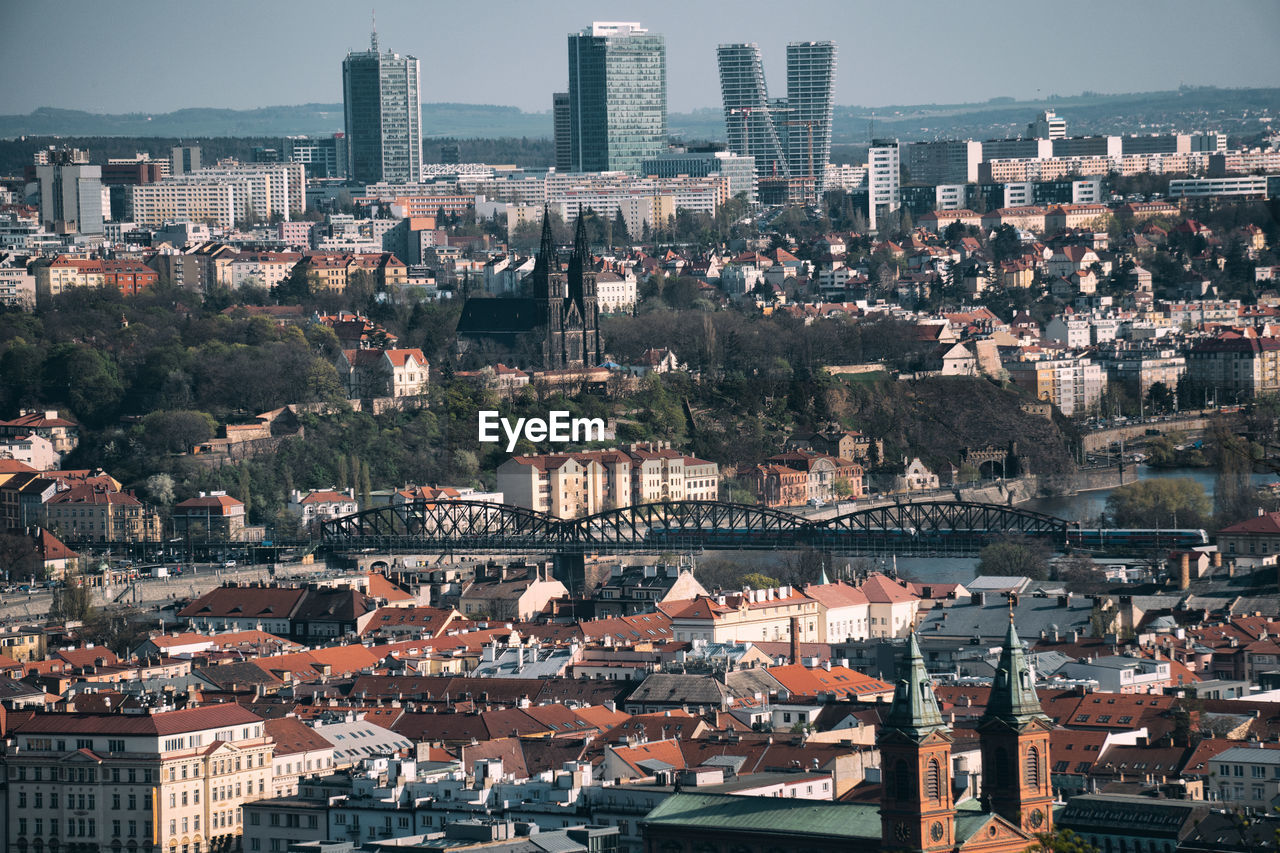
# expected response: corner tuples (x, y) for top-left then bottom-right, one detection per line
(567, 22), (666, 173)
(342, 31), (422, 184)
(785, 41), (837, 192)
(717, 43), (788, 180)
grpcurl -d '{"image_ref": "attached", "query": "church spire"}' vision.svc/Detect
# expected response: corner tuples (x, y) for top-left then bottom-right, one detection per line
(883, 633), (946, 739)
(567, 206), (588, 308)
(532, 205), (556, 278)
(984, 614), (1046, 725)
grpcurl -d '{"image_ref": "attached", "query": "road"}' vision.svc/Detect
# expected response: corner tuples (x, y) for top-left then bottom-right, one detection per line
(0, 560), (332, 625)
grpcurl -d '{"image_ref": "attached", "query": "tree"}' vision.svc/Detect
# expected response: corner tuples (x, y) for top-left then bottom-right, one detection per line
(739, 572), (781, 589)
(990, 224), (1023, 262)
(1022, 829), (1099, 853)
(237, 466), (252, 521)
(81, 606), (151, 657)
(1145, 381), (1175, 414)
(136, 410), (217, 455)
(0, 533), (40, 582)
(43, 343), (124, 426)
(145, 473), (176, 506)
(50, 574), (94, 623)
(1105, 478), (1210, 529)
(1053, 555), (1103, 590)
(976, 539), (1050, 581)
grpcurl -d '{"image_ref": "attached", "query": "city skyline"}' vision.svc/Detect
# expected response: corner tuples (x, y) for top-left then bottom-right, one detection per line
(2, 0), (1279, 117)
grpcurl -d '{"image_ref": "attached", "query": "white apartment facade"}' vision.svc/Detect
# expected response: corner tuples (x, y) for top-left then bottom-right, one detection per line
(5, 704), (273, 853)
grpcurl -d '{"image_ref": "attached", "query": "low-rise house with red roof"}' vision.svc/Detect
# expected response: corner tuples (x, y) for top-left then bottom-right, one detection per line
(360, 605), (464, 639)
(1218, 510), (1280, 559)
(764, 663), (894, 703)
(28, 527), (77, 580)
(667, 584), (819, 645)
(36, 254), (158, 298)
(335, 347), (429, 399)
(288, 487), (358, 528)
(264, 715), (336, 796)
(172, 490), (246, 539)
(0, 409), (79, 455)
(802, 580), (871, 642)
(179, 582), (308, 634)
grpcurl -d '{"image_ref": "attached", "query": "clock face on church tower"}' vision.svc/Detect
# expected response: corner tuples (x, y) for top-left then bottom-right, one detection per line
(931, 821), (945, 841)
(895, 822), (910, 842)
(1029, 808), (1045, 828)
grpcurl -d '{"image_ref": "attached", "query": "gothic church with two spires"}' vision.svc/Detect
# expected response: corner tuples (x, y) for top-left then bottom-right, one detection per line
(641, 619), (1055, 853)
(454, 209), (602, 370)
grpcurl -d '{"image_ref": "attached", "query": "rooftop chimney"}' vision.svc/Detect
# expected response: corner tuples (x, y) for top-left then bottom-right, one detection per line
(789, 616), (801, 665)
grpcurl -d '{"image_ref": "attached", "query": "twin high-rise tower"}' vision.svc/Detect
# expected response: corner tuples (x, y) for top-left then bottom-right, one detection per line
(717, 41), (836, 198)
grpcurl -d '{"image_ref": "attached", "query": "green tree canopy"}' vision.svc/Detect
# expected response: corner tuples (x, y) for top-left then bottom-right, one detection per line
(739, 572), (781, 590)
(136, 410), (217, 455)
(1105, 478), (1210, 529)
(976, 539), (1050, 581)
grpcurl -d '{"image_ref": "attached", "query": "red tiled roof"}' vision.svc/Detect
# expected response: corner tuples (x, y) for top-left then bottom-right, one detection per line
(1219, 511), (1280, 535)
(178, 586), (307, 619)
(766, 664), (893, 699)
(263, 716), (333, 756)
(14, 704), (261, 736)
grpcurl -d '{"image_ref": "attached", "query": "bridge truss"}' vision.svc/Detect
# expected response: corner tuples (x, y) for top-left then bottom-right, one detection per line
(322, 499), (1071, 556)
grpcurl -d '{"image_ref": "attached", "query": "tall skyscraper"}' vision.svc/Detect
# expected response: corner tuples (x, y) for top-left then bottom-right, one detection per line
(716, 44), (788, 181)
(553, 91), (572, 172)
(342, 29), (422, 184)
(35, 148), (102, 235)
(567, 22), (666, 174)
(785, 41), (837, 192)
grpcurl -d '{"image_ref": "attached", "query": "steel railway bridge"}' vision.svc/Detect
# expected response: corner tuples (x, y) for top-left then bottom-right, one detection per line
(321, 499), (1074, 557)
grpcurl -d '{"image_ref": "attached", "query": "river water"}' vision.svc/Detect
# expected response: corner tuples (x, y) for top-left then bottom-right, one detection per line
(851, 466), (1279, 585)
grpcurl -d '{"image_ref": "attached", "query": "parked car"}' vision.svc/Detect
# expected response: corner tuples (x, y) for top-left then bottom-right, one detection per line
(223, 560), (237, 568)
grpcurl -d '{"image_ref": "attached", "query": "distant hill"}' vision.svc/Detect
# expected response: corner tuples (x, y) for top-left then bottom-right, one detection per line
(0, 103), (552, 139)
(2, 87), (1276, 147)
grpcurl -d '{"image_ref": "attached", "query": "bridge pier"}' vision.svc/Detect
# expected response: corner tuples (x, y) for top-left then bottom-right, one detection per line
(553, 553), (587, 597)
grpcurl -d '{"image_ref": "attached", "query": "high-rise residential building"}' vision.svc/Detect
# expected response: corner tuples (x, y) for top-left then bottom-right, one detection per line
(717, 43), (788, 181)
(1027, 109), (1067, 140)
(35, 148), (103, 235)
(784, 41), (837, 192)
(171, 145), (201, 176)
(904, 140), (982, 185)
(343, 30), (422, 184)
(716, 40), (836, 198)
(641, 149), (757, 202)
(282, 133), (348, 179)
(567, 21), (666, 173)
(553, 91), (573, 171)
(867, 139), (901, 231)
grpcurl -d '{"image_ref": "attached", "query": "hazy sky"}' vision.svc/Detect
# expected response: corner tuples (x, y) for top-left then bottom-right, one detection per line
(3, 0), (1279, 115)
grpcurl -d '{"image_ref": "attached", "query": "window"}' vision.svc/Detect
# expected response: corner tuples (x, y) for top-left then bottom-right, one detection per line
(1026, 746), (1041, 789)
(927, 758), (942, 801)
